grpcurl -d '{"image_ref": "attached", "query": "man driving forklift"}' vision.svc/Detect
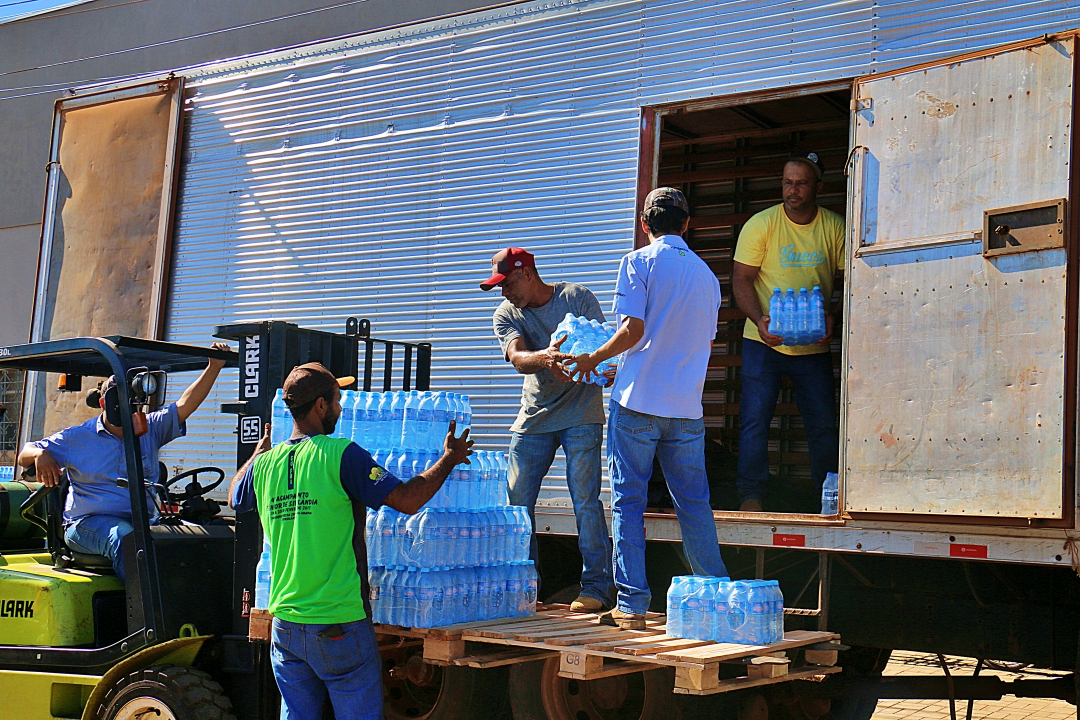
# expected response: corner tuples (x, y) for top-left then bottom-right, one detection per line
(15, 341), (232, 582)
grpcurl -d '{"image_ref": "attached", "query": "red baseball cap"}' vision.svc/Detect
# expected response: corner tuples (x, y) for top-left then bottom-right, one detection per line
(480, 248), (536, 291)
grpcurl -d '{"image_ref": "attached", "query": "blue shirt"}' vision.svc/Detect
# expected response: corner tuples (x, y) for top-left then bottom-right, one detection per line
(610, 235), (720, 419)
(29, 403), (186, 524)
(231, 437), (402, 514)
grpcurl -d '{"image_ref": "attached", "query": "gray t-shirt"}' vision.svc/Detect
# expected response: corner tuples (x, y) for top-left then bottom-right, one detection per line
(493, 282), (607, 434)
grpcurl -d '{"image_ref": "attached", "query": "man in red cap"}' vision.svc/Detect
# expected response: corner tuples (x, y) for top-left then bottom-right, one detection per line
(481, 248), (616, 613)
(229, 362), (473, 720)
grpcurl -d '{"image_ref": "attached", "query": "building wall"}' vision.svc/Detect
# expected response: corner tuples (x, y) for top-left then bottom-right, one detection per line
(0, 0), (502, 346)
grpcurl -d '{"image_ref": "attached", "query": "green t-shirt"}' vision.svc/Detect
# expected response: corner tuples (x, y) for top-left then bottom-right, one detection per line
(249, 435), (399, 624)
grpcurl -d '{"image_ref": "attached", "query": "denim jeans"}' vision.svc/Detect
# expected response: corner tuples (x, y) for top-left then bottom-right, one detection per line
(737, 340), (839, 503)
(508, 424), (615, 606)
(271, 617), (382, 720)
(607, 402), (727, 614)
(65, 514), (135, 583)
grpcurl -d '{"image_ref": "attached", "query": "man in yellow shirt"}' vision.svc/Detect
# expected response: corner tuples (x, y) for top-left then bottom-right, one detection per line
(731, 153), (844, 512)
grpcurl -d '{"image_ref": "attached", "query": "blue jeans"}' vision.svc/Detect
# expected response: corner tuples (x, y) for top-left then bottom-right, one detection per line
(737, 340), (839, 503)
(271, 617), (382, 720)
(507, 424), (615, 606)
(65, 514), (135, 583)
(607, 402), (727, 614)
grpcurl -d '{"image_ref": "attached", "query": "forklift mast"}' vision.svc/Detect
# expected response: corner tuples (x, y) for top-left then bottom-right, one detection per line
(211, 319), (432, 717)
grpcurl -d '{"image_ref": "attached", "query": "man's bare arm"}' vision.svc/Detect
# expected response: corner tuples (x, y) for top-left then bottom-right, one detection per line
(384, 421), (474, 514)
(505, 336), (574, 380)
(17, 445), (62, 487)
(228, 424), (270, 509)
(176, 342), (232, 424)
(732, 261), (782, 347)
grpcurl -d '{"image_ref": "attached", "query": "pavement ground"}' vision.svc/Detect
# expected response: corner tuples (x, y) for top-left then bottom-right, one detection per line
(873, 652), (1074, 720)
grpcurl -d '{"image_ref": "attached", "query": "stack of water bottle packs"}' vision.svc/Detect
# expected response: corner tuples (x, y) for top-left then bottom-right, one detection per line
(550, 314), (619, 385)
(767, 286), (827, 346)
(666, 576), (786, 645)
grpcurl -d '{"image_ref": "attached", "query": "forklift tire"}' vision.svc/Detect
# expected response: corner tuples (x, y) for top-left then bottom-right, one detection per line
(95, 664), (237, 720)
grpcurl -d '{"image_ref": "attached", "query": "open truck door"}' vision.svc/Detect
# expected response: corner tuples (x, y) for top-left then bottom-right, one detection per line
(843, 35), (1076, 523)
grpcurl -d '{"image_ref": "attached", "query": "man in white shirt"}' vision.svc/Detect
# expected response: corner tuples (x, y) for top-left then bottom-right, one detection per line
(568, 187), (728, 627)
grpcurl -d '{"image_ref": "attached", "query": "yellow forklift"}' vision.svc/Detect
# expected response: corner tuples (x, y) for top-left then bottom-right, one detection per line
(0, 320), (435, 720)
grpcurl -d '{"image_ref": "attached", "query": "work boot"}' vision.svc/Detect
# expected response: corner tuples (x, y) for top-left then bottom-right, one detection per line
(600, 608), (646, 630)
(570, 595), (607, 613)
(740, 498), (763, 512)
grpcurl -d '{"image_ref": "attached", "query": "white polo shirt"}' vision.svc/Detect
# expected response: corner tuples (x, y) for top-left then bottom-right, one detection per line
(610, 234), (719, 420)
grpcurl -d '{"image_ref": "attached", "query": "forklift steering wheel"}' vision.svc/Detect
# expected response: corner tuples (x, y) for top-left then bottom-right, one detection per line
(165, 467), (226, 503)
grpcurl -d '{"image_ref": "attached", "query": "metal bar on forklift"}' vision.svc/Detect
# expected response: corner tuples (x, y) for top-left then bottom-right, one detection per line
(403, 344), (413, 392)
(416, 343), (432, 391)
(363, 340), (375, 393)
(382, 343), (393, 392)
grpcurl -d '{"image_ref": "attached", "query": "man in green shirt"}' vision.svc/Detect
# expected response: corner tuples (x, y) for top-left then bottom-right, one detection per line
(230, 363), (473, 720)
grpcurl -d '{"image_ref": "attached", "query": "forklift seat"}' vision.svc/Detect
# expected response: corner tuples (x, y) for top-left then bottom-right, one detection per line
(23, 475), (117, 573)
(67, 549), (113, 569)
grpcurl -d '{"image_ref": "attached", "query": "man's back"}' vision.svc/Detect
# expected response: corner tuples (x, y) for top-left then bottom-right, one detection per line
(611, 235), (720, 419)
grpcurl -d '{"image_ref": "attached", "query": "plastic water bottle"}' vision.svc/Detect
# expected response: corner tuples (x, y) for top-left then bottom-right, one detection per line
(781, 289), (797, 346)
(821, 472), (839, 515)
(462, 396), (473, 434)
(667, 577), (684, 637)
(448, 393), (463, 433)
(421, 569), (438, 626)
(359, 392), (376, 447)
(271, 389), (289, 446)
(374, 393), (391, 448)
(354, 390), (371, 442)
(254, 549), (272, 610)
(505, 562), (523, 617)
(714, 580), (732, 642)
(416, 392), (435, 449)
(810, 286), (826, 343)
(698, 578), (717, 641)
(432, 392), (451, 449)
(796, 288), (811, 345)
(767, 288), (783, 339)
(748, 582), (772, 644)
(454, 512), (470, 568)
(397, 391), (416, 449)
(494, 453), (509, 506)
(766, 580), (785, 643)
(728, 581), (749, 643)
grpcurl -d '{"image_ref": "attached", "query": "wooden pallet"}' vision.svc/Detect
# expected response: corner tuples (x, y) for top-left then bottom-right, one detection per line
(374, 605), (843, 695)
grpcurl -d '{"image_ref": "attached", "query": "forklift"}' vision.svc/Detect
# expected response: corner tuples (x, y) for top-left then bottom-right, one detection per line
(0, 320), (433, 720)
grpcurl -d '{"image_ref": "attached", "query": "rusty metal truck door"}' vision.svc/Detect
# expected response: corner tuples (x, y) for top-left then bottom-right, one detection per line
(21, 77), (185, 443)
(842, 35), (1075, 522)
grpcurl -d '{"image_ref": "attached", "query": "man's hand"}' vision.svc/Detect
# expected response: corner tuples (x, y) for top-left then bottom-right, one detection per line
(756, 316), (784, 347)
(34, 450), (63, 488)
(255, 423), (272, 456)
(207, 341), (232, 371)
(566, 353), (601, 384)
(818, 314), (835, 346)
(443, 420), (474, 466)
(543, 335), (575, 382)
(601, 367), (617, 388)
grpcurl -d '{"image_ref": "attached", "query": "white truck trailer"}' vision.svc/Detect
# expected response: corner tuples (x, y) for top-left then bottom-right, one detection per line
(17, 1), (1080, 718)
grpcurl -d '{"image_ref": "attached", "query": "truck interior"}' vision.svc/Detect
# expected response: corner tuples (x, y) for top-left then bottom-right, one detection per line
(649, 86), (851, 517)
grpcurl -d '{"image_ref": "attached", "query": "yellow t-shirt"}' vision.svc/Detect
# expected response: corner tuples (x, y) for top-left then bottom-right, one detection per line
(733, 204), (846, 356)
